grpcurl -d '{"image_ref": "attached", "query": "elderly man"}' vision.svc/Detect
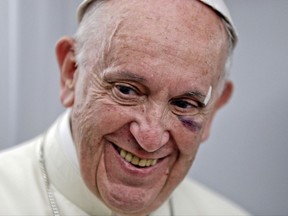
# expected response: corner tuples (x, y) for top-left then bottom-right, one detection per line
(0, 0), (248, 215)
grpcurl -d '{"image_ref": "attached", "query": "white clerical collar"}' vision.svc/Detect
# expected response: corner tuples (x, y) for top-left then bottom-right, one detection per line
(59, 109), (79, 169)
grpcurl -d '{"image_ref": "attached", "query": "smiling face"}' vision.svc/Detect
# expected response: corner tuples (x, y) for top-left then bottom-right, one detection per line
(57, 0), (232, 215)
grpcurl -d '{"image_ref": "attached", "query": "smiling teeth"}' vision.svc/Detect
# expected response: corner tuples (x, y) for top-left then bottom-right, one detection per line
(120, 149), (158, 167)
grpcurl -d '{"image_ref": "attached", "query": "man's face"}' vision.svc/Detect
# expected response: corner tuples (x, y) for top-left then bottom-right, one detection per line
(67, 0), (229, 215)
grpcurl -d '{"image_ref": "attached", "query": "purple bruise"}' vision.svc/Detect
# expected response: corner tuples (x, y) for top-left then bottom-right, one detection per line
(178, 117), (202, 132)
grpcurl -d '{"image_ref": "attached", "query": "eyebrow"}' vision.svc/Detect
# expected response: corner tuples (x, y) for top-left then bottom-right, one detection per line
(103, 70), (147, 83)
(183, 91), (206, 101)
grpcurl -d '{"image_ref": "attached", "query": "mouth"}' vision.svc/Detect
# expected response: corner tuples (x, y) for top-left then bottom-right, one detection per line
(112, 144), (158, 168)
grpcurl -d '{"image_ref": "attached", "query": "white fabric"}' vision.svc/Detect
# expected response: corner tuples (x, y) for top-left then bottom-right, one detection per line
(59, 108), (79, 169)
(0, 113), (249, 215)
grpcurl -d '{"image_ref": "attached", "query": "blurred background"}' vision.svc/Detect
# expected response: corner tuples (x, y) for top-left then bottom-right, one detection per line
(0, 1), (287, 215)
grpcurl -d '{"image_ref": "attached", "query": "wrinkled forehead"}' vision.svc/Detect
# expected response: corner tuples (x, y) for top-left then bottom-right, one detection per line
(80, 0), (228, 52)
(127, 2), (225, 54)
(77, 0), (237, 48)
(74, 0), (232, 88)
(77, 0), (229, 72)
(74, 0), (230, 94)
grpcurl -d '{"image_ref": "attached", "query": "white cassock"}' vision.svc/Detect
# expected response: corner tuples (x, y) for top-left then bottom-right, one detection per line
(0, 110), (249, 215)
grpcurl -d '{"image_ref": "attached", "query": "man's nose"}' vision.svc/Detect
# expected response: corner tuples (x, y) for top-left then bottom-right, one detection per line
(129, 107), (170, 152)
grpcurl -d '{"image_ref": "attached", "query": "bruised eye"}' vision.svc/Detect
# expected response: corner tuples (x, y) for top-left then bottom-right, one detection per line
(170, 99), (200, 116)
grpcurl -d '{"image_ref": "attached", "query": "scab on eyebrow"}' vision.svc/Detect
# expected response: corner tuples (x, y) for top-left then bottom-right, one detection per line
(183, 85), (212, 107)
(204, 86), (212, 106)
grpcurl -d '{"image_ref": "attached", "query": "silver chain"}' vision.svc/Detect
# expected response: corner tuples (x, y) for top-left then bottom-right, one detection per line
(39, 137), (61, 216)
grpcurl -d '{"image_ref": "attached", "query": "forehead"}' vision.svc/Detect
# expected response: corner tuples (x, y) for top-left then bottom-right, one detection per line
(83, 0), (228, 82)
(99, 0), (227, 45)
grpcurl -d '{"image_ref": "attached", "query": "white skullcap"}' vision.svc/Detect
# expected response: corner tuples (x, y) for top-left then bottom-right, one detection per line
(77, 0), (237, 47)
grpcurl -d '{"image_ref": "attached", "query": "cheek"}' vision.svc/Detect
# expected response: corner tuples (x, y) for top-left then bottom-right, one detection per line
(72, 100), (136, 157)
(172, 116), (206, 159)
(165, 120), (205, 192)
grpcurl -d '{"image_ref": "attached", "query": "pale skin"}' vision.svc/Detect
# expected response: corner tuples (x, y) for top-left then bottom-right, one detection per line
(56, 0), (233, 215)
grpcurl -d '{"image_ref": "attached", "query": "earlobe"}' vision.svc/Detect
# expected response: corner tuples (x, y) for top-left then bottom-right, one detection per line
(56, 37), (77, 108)
(200, 81), (234, 142)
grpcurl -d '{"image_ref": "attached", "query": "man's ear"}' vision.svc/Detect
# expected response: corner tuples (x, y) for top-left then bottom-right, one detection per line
(56, 37), (77, 108)
(201, 80), (234, 142)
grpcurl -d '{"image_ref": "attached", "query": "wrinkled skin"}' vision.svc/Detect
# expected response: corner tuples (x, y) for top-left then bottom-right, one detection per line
(56, 0), (233, 215)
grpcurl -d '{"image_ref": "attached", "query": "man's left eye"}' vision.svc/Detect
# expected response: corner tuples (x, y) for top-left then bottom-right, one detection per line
(171, 100), (192, 109)
(170, 99), (200, 115)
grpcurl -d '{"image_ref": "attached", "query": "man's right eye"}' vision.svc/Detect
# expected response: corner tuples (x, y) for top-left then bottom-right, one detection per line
(111, 83), (144, 106)
(116, 84), (138, 96)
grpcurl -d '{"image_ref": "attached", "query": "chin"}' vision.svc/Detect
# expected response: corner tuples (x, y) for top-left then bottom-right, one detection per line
(99, 181), (161, 214)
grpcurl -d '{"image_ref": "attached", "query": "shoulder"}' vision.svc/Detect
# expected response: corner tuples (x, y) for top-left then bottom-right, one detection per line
(0, 136), (49, 214)
(0, 136), (41, 172)
(0, 136), (42, 189)
(171, 177), (250, 215)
